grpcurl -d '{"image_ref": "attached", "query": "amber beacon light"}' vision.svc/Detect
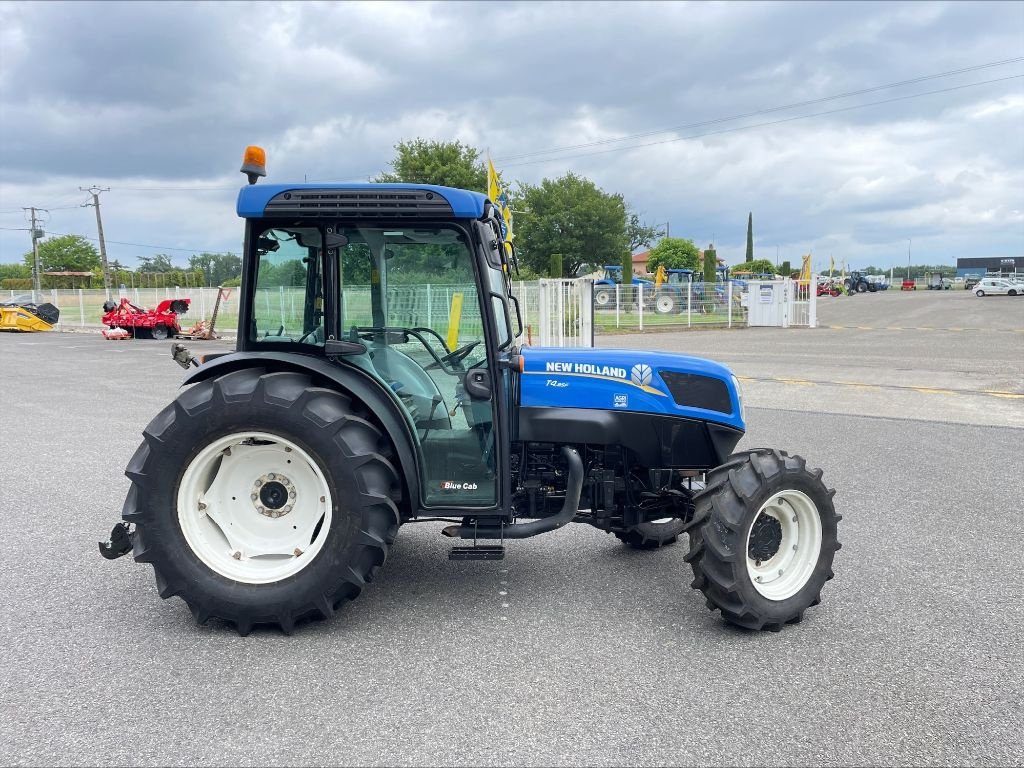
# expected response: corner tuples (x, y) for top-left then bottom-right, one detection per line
(240, 145), (267, 184)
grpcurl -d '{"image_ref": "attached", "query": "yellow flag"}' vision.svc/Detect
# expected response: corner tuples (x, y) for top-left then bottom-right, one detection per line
(487, 159), (500, 204)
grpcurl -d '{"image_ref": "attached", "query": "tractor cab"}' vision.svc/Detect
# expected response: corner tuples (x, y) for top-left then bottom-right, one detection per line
(233, 183), (521, 511)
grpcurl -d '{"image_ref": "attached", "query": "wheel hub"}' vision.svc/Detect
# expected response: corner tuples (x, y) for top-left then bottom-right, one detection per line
(748, 513), (782, 561)
(252, 472), (296, 518)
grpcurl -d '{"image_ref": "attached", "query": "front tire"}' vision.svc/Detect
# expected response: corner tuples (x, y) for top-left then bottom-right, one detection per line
(595, 288), (613, 308)
(123, 368), (401, 635)
(976, 290), (985, 297)
(615, 519), (687, 549)
(686, 449), (840, 631)
(150, 325), (170, 341)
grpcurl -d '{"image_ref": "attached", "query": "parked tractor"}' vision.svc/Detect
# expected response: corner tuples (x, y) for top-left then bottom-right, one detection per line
(101, 297), (190, 340)
(843, 271), (875, 293)
(99, 146), (841, 635)
(593, 265), (653, 309)
(651, 266), (731, 314)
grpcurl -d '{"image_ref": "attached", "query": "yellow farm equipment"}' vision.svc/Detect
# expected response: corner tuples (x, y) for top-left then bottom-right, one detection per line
(0, 298), (60, 332)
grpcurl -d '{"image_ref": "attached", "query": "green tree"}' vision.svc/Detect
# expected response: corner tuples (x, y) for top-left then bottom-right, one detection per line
(137, 254), (175, 273)
(549, 253), (563, 278)
(22, 234), (99, 272)
(374, 138), (487, 190)
(626, 212), (661, 252)
(512, 172), (629, 277)
(745, 212), (754, 262)
(739, 258), (777, 275)
(703, 246), (717, 284)
(646, 237), (701, 273)
(0, 263), (31, 280)
(189, 252), (242, 286)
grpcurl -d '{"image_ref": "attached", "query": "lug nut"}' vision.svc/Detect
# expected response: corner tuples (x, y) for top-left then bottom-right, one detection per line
(251, 493), (258, 501)
(289, 491), (297, 499)
(255, 480), (262, 487)
(320, 496), (326, 503)
(268, 473), (275, 481)
(284, 505), (292, 513)
(257, 506), (265, 514)
(293, 548), (303, 557)
(198, 502), (207, 511)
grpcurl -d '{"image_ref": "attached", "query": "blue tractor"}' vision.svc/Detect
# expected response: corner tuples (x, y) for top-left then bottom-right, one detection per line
(653, 266), (732, 314)
(593, 264), (654, 309)
(99, 146), (841, 635)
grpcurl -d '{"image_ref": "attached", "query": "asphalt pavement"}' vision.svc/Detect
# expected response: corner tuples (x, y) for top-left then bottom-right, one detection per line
(0, 290), (1022, 767)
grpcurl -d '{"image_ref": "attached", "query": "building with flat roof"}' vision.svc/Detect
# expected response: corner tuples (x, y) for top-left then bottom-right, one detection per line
(956, 257), (1017, 278)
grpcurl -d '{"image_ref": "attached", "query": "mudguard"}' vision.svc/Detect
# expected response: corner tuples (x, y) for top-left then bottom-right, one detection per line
(181, 351), (420, 510)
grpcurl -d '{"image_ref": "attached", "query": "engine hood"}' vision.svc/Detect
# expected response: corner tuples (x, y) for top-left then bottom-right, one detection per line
(519, 346), (745, 431)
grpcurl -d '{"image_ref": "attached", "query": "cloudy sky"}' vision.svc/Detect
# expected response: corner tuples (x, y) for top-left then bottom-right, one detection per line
(1, 0), (1022, 272)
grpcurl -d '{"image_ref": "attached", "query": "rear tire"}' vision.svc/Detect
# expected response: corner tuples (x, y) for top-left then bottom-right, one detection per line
(976, 290), (985, 297)
(122, 369), (401, 635)
(150, 325), (170, 341)
(686, 449), (840, 631)
(654, 293), (677, 315)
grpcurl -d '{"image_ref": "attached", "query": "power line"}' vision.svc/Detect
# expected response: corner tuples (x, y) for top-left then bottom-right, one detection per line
(112, 186), (238, 192)
(499, 74), (1024, 168)
(35, 229), (232, 253)
(495, 56), (1024, 163)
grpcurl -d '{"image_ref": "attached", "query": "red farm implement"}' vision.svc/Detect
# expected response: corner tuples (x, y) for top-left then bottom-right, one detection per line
(101, 297), (189, 340)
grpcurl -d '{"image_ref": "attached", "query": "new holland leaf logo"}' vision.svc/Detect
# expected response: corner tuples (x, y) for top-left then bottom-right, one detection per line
(631, 364), (652, 387)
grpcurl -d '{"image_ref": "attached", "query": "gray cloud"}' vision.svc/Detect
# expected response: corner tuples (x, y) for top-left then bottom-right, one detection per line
(1, 0), (1022, 269)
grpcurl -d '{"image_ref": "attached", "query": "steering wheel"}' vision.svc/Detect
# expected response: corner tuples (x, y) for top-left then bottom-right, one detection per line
(426, 340), (481, 372)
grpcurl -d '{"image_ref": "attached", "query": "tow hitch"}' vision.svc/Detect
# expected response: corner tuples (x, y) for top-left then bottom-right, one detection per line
(98, 522), (134, 560)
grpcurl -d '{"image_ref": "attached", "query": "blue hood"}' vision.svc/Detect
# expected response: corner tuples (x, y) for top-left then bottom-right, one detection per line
(519, 347), (745, 431)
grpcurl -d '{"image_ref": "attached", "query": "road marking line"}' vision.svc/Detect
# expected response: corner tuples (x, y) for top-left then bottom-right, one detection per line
(982, 391), (1024, 400)
(742, 376), (1018, 400)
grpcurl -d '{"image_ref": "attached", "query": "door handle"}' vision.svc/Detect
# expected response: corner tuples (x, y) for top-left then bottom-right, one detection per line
(464, 369), (492, 400)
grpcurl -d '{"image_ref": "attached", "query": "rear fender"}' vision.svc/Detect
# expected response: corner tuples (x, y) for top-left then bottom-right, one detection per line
(182, 351), (419, 512)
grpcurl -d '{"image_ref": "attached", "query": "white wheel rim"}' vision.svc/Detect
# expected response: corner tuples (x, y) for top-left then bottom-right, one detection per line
(177, 431), (333, 584)
(596, 290), (610, 305)
(656, 295), (674, 313)
(745, 490), (822, 601)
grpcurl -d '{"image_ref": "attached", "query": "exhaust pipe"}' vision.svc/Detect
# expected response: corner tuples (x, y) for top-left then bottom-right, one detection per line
(443, 446), (584, 540)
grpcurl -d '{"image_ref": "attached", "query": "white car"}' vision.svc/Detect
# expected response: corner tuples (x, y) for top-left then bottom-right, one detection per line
(974, 278), (1019, 296)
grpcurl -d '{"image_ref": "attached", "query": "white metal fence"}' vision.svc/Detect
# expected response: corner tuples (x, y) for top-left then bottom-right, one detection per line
(8, 277), (815, 338)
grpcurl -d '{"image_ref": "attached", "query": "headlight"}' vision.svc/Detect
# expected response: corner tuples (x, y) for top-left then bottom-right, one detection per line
(731, 374), (746, 423)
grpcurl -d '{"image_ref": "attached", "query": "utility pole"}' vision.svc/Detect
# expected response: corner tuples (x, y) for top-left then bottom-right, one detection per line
(81, 186), (111, 298)
(907, 238), (912, 280)
(23, 207), (46, 294)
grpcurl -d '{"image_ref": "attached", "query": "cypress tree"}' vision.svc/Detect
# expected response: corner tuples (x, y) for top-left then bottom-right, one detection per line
(745, 212), (754, 262)
(703, 245), (717, 284)
(550, 253), (563, 278)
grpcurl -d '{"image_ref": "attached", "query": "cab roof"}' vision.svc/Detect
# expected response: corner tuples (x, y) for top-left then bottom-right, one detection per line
(236, 183), (489, 219)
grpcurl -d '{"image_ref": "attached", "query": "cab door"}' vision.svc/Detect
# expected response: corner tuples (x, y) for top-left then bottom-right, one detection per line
(328, 222), (502, 509)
